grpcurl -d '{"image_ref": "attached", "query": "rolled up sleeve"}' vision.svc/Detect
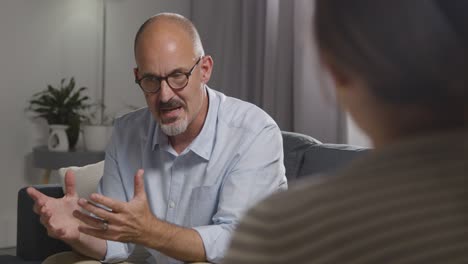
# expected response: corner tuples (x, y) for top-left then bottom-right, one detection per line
(102, 240), (132, 263)
(192, 224), (235, 263)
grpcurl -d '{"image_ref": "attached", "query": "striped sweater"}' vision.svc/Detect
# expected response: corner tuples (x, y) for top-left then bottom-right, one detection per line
(223, 131), (468, 264)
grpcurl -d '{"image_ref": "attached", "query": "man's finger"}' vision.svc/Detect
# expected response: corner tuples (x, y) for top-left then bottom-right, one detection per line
(133, 169), (145, 198)
(39, 215), (46, 226)
(33, 204), (40, 214)
(64, 170), (77, 196)
(73, 210), (108, 230)
(27, 187), (48, 202)
(89, 193), (125, 213)
(77, 198), (116, 221)
(39, 215), (51, 229)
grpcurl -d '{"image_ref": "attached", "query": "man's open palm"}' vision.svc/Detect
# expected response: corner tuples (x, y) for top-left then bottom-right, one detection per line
(27, 170), (81, 242)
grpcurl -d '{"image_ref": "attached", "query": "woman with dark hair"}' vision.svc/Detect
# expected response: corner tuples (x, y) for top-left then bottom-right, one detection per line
(223, 1), (468, 263)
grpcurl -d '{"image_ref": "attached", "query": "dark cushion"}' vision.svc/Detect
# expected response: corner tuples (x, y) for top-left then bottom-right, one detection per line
(298, 143), (369, 179)
(16, 185), (71, 261)
(282, 131), (370, 181)
(0, 255), (40, 264)
(282, 131), (321, 180)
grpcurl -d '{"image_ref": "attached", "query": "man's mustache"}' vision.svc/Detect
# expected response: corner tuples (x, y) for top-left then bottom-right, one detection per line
(159, 99), (185, 110)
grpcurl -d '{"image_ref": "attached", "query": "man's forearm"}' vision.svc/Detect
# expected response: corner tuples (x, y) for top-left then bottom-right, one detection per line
(141, 218), (207, 262)
(66, 233), (107, 261)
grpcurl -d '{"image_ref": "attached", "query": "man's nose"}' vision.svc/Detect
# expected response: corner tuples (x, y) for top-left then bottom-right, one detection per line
(158, 79), (175, 102)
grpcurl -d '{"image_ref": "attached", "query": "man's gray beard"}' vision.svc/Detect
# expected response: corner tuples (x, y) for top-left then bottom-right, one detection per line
(160, 116), (189, 136)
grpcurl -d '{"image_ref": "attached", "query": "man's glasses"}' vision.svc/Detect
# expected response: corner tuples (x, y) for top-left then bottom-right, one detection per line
(135, 57), (202, 94)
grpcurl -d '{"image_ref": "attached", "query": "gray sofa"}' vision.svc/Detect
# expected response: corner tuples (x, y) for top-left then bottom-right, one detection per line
(3, 131), (368, 263)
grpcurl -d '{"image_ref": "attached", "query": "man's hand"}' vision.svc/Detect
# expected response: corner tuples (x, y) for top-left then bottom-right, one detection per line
(27, 170), (81, 242)
(73, 169), (157, 245)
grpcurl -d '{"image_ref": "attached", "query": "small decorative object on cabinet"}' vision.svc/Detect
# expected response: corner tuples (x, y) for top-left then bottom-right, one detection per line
(81, 103), (113, 152)
(83, 124), (112, 152)
(47, 125), (69, 152)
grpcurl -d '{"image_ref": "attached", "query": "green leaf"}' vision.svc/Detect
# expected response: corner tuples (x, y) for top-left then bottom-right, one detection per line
(26, 77), (90, 127)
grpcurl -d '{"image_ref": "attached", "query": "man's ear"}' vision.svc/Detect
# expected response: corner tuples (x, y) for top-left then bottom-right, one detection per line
(200, 55), (214, 84)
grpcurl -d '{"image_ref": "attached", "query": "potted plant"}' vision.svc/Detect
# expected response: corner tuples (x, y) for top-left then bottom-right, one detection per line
(27, 77), (91, 149)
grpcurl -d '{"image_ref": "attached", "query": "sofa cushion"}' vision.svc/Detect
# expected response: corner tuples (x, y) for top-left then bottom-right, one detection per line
(282, 131), (322, 180)
(282, 131), (370, 181)
(298, 143), (369, 179)
(58, 161), (104, 199)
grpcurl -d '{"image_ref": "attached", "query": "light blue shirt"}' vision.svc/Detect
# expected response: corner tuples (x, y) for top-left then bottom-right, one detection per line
(99, 87), (287, 264)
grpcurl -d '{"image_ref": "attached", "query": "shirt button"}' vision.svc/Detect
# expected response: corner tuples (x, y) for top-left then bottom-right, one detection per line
(169, 201), (175, 208)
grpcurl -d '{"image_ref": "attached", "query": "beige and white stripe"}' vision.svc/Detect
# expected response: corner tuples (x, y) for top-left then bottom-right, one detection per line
(223, 131), (468, 264)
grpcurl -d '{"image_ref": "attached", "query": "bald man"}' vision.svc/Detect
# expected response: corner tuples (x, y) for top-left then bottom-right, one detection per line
(27, 13), (287, 264)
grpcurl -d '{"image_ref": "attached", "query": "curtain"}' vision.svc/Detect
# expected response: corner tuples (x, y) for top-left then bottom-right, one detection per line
(190, 0), (345, 143)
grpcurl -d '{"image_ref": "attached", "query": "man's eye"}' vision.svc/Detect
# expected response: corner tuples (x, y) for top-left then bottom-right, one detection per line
(171, 72), (184, 77)
(141, 76), (156, 81)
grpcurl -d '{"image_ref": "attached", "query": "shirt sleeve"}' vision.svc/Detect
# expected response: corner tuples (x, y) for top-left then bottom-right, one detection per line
(193, 124), (288, 263)
(97, 121), (133, 263)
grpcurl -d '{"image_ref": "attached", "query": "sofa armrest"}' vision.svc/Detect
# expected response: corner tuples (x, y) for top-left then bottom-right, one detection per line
(298, 143), (369, 179)
(16, 185), (71, 261)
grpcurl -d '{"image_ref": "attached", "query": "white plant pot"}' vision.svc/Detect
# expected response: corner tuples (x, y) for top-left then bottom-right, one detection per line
(83, 125), (112, 152)
(48, 124), (69, 152)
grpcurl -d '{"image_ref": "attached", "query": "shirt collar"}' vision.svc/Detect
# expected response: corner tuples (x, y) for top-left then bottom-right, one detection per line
(151, 86), (218, 160)
(188, 87), (218, 160)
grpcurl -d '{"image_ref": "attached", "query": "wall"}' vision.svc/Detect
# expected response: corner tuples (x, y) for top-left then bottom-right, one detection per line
(104, 0), (191, 117)
(0, 0), (190, 248)
(293, 0), (346, 143)
(0, 0), (101, 248)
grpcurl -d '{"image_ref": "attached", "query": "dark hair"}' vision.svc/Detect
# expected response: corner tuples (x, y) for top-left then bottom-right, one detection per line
(315, 0), (468, 121)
